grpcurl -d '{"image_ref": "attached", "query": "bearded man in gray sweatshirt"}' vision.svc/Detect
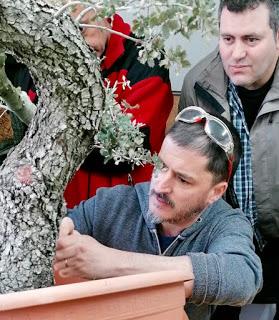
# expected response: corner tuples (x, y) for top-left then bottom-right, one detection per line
(54, 106), (262, 320)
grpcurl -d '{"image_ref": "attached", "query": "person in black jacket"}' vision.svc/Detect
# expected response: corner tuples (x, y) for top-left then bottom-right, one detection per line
(0, 55), (37, 166)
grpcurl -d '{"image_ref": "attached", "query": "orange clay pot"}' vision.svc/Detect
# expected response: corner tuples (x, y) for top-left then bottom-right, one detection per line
(0, 270), (190, 320)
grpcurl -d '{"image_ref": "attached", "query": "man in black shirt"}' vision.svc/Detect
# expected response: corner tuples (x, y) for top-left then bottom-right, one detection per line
(179, 0), (279, 319)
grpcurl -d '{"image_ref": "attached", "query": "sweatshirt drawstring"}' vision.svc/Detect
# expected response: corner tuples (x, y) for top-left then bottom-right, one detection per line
(268, 112), (274, 124)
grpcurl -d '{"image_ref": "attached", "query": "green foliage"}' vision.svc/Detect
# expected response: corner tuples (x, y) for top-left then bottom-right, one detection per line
(93, 81), (153, 168)
(73, 0), (217, 68)
(129, 0), (217, 68)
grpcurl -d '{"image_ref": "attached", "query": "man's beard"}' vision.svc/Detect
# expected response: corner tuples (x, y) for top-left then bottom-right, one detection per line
(147, 207), (204, 225)
(147, 210), (164, 224)
(148, 190), (206, 225)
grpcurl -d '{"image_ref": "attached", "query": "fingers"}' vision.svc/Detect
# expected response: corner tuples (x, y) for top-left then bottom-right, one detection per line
(56, 217), (78, 251)
(59, 217), (75, 238)
(53, 244), (78, 276)
(54, 218), (91, 279)
(54, 258), (69, 272)
(54, 258), (77, 278)
(54, 243), (77, 262)
(55, 218), (79, 267)
(54, 256), (72, 271)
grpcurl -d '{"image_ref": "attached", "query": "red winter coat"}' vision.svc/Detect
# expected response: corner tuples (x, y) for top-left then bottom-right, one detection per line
(64, 14), (173, 208)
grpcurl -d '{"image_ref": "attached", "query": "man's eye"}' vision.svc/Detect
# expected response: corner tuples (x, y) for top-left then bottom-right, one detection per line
(178, 176), (187, 184)
(222, 36), (233, 44)
(79, 25), (84, 32)
(247, 37), (258, 43)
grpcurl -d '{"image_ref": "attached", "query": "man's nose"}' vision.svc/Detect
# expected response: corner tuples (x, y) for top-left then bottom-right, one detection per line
(231, 41), (247, 60)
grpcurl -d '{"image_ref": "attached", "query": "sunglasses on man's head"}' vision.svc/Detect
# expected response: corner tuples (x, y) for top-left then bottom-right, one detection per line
(175, 106), (234, 180)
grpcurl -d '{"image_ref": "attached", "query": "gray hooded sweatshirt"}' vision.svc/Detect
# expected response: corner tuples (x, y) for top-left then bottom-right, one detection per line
(68, 182), (262, 320)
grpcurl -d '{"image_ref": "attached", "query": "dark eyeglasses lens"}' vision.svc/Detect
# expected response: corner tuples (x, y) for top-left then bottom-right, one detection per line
(206, 119), (231, 145)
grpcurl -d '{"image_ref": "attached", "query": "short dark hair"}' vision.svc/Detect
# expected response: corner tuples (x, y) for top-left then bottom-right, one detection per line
(218, 0), (279, 36)
(166, 111), (242, 184)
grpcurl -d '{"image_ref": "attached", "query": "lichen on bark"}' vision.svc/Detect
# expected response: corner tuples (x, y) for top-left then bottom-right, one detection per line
(0, 0), (105, 293)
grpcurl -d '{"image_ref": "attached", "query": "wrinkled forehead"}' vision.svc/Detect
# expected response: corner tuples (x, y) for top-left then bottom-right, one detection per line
(219, 4), (272, 35)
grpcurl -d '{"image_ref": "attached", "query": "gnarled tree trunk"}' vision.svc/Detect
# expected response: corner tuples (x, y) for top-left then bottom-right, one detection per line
(0, 0), (104, 293)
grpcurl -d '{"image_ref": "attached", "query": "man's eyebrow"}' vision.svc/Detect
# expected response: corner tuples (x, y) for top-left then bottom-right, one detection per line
(243, 33), (261, 37)
(220, 32), (261, 37)
(220, 32), (233, 36)
(175, 170), (195, 182)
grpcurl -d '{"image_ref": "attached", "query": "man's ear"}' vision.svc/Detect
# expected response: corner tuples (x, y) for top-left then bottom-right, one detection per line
(276, 31), (279, 50)
(206, 181), (228, 205)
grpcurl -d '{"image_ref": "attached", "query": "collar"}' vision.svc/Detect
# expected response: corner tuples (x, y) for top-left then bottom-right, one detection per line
(257, 59), (279, 116)
(196, 47), (228, 100)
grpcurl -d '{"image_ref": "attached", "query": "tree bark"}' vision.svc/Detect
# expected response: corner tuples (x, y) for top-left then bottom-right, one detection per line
(0, 0), (105, 293)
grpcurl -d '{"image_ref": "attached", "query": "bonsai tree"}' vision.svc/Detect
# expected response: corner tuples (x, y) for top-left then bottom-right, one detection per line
(0, 0), (216, 293)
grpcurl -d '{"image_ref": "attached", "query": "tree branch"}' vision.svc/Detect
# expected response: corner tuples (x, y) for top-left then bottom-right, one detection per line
(0, 53), (36, 125)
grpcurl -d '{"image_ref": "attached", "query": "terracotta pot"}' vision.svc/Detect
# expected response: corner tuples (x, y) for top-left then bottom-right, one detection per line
(0, 270), (190, 320)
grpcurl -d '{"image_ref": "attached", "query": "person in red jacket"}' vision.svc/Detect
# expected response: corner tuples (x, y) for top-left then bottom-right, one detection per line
(64, 8), (173, 208)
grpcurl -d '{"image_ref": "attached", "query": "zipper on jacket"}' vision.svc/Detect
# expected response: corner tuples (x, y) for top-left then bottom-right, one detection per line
(268, 112), (274, 124)
(162, 234), (185, 256)
(151, 228), (162, 255)
(151, 228), (185, 256)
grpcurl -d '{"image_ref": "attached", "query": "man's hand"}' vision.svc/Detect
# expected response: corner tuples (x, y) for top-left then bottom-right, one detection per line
(54, 217), (113, 280)
(54, 217), (194, 298)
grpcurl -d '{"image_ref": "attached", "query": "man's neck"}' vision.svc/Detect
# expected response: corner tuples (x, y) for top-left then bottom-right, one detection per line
(241, 57), (278, 90)
(236, 74), (274, 130)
